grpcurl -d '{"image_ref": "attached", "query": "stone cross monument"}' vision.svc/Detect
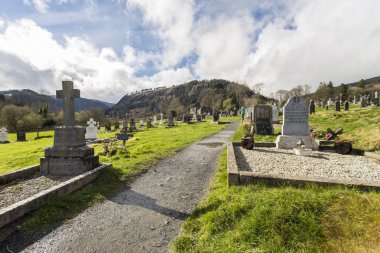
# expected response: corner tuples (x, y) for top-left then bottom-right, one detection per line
(56, 81), (80, 126)
(40, 81), (99, 176)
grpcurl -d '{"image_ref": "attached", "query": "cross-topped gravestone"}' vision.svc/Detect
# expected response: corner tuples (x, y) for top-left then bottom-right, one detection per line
(0, 127), (9, 143)
(85, 118), (98, 139)
(56, 81), (80, 126)
(41, 81), (99, 176)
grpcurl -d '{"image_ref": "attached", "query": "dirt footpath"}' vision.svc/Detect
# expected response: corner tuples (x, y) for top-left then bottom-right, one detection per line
(1, 121), (239, 253)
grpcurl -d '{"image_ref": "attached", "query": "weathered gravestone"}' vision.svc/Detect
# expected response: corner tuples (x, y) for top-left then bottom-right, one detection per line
(41, 81), (99, 176)
(254, 105), (273, 135)
(17, 131), (26, 142)
(146, 118), (153, 128)
(275, 96), (318, 150)
(213, 112), (219, 124)
(360, 96), (367, 107)
(153, 115), (158, 126)
(105, 123), (111, 131)
(0, 127), (9, 143)
(309, 99), (315, 114)
(335, 100), (340, 111)
(139, 119), (144, 127)
(129, 118), (136, 131)
(272, 105), (279, 124)
(85, 118), (98, 139)
(344, 101), (349, 111)
(327, 98), (332, 107)
(160, 113), (164, 125)
(192, 113), (197, 121)
(167, 113), (174, 127)
(183, 114), (191, 124)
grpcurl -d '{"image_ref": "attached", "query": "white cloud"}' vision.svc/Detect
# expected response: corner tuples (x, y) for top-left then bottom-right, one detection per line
(192, 15), (256, 82)
(127, 0), (195, 69)
(22, 0), (76, 13)
(2, 0), (380, 103)
(242, 0), (380, 94)
(0, 19), (135, 102)
(23, 0), (50, 13)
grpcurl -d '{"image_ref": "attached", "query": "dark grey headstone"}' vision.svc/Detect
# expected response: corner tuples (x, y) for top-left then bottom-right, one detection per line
(254, 105), (273, 135)
(16, 131), (26, 142)
(344, 101), (349, 111)
(335, 101), (340, 111)
(309, 99), (315, 114)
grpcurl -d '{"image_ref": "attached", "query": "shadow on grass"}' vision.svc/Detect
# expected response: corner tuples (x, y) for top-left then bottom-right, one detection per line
(34, 135), (53, 140)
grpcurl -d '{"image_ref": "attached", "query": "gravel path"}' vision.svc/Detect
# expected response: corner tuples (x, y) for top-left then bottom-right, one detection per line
(0, 176), (72, 209)
(236, 147), (380, 183)
(1, 121), (239, 253)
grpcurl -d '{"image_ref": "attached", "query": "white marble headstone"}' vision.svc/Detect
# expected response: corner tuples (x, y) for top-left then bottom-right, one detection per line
(272, 105), (279, 123)
(0, 127), (8, 143)
(85, 118), (98, 139)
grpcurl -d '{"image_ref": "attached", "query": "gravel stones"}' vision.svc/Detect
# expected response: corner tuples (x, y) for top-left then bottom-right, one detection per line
(235, 147), (380, 184)
(0, 175), (72, 209)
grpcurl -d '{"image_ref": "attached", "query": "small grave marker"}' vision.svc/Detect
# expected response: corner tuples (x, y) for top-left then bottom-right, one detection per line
(0, 127), (9, 143)
(85, 118), (98, 140)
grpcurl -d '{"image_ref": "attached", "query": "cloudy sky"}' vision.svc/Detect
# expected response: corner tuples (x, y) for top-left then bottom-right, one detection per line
(0, 0), (380, 102)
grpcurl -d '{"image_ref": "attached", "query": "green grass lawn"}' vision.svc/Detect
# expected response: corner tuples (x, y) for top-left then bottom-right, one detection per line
(0, 117), (239, 234)
(309, 105), (380, 152)
(173, 121), (380, 253)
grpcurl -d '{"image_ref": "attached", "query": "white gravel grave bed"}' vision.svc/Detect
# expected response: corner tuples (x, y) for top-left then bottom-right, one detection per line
(235, 147), (380, 184)
(0, 175), (73, 209)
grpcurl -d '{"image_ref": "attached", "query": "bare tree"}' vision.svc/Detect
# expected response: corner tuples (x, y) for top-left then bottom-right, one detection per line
(253, 83), (265, 95)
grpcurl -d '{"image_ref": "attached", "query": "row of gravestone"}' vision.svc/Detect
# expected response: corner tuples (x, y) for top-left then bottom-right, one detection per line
(309, 99), (350, 113)
(312, 91), (379, 109)
(0, 127), (27, 143)
(0, 111), (219, 143)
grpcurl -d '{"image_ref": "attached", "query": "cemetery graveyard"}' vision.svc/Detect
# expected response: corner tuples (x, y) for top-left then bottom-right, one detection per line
(0, 85), (379, 252)
(2, 1), (380, 251)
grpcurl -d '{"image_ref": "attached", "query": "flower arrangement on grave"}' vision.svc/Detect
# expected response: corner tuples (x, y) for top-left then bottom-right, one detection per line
(310, 129), (327, 139)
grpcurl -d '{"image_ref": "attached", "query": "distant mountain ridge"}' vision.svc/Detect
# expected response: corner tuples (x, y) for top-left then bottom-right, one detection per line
(345, 76), (380, 87)
(107, 79), (267, 117)
(0, 89), (114, 112)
